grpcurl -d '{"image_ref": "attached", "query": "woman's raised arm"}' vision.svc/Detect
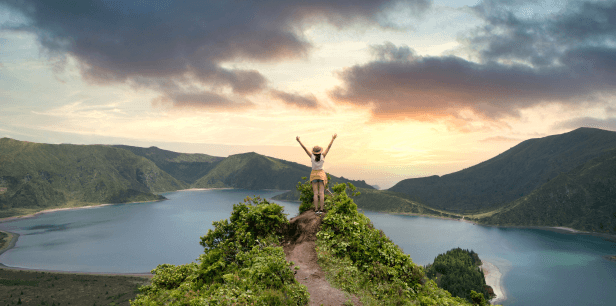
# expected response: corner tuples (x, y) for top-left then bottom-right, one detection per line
(296, 136), (311, 157)
(323, 133), (337, 158)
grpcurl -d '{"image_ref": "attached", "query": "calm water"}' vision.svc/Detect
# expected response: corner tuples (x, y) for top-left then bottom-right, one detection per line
(1, 189), (615, 305)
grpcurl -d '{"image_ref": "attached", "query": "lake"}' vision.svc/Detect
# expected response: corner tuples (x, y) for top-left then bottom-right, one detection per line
(1, 189), (615, 305)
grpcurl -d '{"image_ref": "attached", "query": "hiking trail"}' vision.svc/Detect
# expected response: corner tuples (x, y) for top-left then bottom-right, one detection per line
(283, 209), (361, 306)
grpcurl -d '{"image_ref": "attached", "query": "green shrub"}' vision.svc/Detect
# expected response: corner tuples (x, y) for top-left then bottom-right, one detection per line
(297, 175), (334, 214)
(131, 196), (308, 305)
(424, 248), (493, 303)
(313, 182), (492, 305)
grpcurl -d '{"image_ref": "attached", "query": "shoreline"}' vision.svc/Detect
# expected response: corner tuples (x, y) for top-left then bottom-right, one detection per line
(0, 262), (154, 278)
(0, 187), (247, 224)
(0, 187), (288, 276)
(0, 230), (153, 278)
(0, 230), (19, 256)
(0, 199), (165, 224)
(391, 211), (616, 242)
(480, 260), (507, 305)
(176, 187), (235, 191)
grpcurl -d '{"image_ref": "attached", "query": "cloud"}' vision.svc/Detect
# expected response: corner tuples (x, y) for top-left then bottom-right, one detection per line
(552, 117), (616, 132)
(479, 136), (521, 142)
(370, 41), (416, 62)
(331, 48), (616, 119)
(0, 0), (431, 110)
(152, 92), (254, 111)
(330, 0), (616, 123)
(270, 89), (318, 109)
(469, 0), (616, 67)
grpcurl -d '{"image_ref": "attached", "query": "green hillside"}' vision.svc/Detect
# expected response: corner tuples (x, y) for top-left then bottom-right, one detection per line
(389, 128), (616, 212)
(0, 138), (187, 217)
(113, 145), (224, 184)
(475, 147), (616, 234)
(132, 181), (494, 305)
(192, 152), (374, 190)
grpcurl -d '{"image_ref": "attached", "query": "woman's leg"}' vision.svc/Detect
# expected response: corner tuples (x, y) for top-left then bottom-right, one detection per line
(311, 181), (319, 211)
(318, 181), (325, 211)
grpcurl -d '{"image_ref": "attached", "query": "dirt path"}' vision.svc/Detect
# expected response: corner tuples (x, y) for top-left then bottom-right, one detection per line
(283, 210), (361, 306)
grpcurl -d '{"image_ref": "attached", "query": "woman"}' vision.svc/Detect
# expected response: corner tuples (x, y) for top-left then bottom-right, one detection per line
(296, 134), (337, 214)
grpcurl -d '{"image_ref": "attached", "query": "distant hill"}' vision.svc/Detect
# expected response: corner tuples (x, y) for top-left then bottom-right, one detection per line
(0, 138), (187, 217)
(476, 147), (616, 234)
(192, 152), (374, 190)
(273, 186), (460, 218)
(389, 128), (616, 212)
(112, 145), (224, 184)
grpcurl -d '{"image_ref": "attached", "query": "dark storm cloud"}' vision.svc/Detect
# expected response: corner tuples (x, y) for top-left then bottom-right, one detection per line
(270, 89), (318, 109)
(330, 0), (616, 121)
(0, 0), (430, 110)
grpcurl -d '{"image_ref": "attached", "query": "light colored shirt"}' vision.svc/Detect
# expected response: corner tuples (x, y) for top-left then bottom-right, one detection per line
(311, 154), (325, 170)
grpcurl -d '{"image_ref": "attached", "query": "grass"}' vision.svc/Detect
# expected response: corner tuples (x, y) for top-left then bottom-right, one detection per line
(0, 268), (151, 306)
(315, 242), (382, 306)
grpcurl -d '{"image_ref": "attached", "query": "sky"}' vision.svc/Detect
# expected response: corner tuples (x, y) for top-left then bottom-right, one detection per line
(1, 0), (616, 190)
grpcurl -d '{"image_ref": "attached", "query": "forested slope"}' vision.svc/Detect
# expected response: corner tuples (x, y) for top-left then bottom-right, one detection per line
(476, 147), (616, 233)
(0, 138), (186, 217)
(192, 152), (374, 190)
(389, 128), (616, 212)
(113, 145), (224, 184)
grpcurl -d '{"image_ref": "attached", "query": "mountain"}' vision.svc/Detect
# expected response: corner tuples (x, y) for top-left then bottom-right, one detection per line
(0, 138), (187, 216)
(192, 152), (374, 190)
(112, 145), (224, 184)
(389, 128), (616, 212)
(476, 147), (616, 234)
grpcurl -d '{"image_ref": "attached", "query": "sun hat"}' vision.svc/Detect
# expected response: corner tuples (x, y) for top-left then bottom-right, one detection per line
(312, 146), (322, 154)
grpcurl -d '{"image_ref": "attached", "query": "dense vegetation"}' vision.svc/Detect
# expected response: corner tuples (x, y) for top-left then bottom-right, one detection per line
(311, 182), (496, 305)
(389, 128), (616, 212)
(477, 147), (616, 234)
(113, 145), (224, 184)
(423, 248), (493, 304)
(131, 196), (309, 305)
(131, 180), (498, 305)
(0, 138), (186, 217)
(193, 151), (374, 190)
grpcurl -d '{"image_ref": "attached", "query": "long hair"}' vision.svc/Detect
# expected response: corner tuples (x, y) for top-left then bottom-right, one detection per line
(315, 153), (321, 162)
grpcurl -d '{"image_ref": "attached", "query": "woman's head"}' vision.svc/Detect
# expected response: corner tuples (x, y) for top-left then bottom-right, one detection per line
(312, 146), (322, 162)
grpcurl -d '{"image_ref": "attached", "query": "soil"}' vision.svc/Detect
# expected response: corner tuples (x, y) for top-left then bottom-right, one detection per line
(283, 209), (361, 306)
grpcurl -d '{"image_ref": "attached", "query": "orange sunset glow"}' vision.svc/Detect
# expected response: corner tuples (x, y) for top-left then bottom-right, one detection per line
(1, 0), (615, 189)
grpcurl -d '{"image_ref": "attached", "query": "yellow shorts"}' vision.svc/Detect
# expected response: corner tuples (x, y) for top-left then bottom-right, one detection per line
(310, 170), (327, 186)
